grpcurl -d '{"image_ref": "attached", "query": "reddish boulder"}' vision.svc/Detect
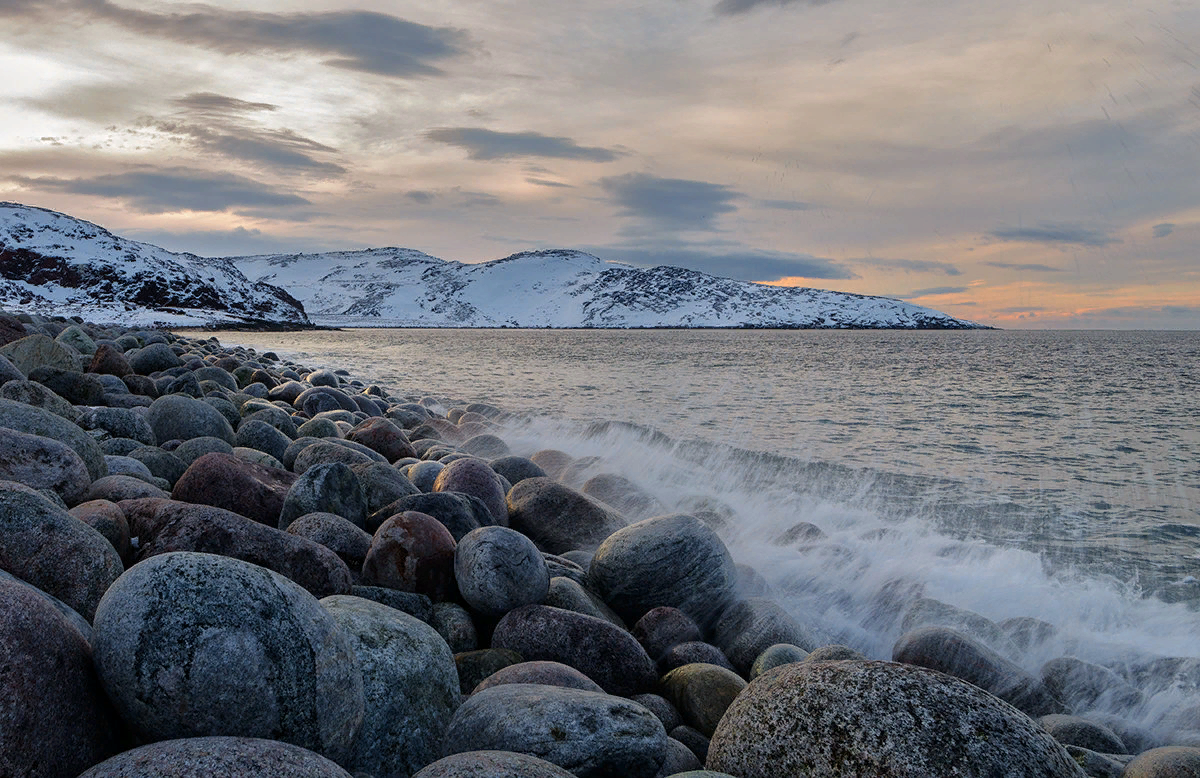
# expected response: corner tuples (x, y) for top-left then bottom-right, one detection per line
(345, 416), (417, 462)
(173, 452), (298, 526)
(362, 511), (457, 601)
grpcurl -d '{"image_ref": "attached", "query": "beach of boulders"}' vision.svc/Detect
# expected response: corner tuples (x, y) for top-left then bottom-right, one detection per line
(1, 310), (1198, 778)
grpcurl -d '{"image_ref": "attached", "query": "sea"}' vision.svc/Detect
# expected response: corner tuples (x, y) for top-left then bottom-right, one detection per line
(209, 327), (1200, 739)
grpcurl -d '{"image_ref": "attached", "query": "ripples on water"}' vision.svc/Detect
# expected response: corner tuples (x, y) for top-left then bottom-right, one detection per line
(212, 327), (1200, 739)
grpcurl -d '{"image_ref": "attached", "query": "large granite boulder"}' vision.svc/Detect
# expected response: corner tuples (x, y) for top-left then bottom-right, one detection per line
(77, 737), (354, 777)
(172, 452), (298, 526)
(0, 426), (91, 504)
(145, 394), (236, 445)
(506, 477), (627, 554)
(0, 333), (78, 375)
(414, 751), (575, 777)
(0, 396), (108, 480)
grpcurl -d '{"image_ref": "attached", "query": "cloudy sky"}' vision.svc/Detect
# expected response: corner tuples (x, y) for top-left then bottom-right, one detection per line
(2, 0), (1198, 328)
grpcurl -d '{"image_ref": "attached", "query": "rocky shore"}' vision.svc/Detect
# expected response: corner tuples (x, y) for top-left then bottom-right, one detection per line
(0, 311), (1196, 778)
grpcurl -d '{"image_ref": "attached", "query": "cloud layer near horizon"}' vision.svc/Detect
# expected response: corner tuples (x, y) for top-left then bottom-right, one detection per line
(1, 0), (1198, 328)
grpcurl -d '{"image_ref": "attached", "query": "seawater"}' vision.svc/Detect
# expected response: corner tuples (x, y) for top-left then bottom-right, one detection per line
(211, 327), (1200, 739)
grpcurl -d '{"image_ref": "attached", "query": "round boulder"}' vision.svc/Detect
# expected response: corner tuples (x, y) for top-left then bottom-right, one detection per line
(279, 462), (368, 530)
(173, 451), (298, 527)
(506, 477), (627, 554)
(659, 663), (747, 737)
(473, 660), (604, 695)
(707, 660), (1085, 778)
(1123, 747), (1200, 777)
(0, 426), (91, 504)
(145, 394), (236, 445)
(92, 552), (364, 762)
(362, 510), (458, 601)
(77, 736), (353, 777)
(434, 457), (508, 526)
(414, 750), (575, 777)
(455, 525), (550, 618)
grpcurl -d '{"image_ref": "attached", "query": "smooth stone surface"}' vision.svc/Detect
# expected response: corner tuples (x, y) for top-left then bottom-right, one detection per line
(588, 514), (737, 628)
(363, 510), (458, 601)
(455, 525), (550, 618)
(130, 499), (353, 598)
(473, 660), (605, 695)
(351, 461), (421, 515)
(660, 663), (748, 737)
(350, 585), (435, 623)
(0, 575), (122, 778)
(0, 480), (123, 620)
(27, 365), (106, 405)
(892, 626), (1065, 717)
(659, 737), (705, 777)
(279, 462), (368, 530)
(0, 396), (108, 480)
(0, 353), (22, 385)
(171, 435), (234, 465)
(460, 433), (510, 459)
(322, 595), (460, 778)
(128, 446), (188, 486)
(128, 342), (183, 373)
(235, 418), (292, 463)
(489, 455), (547, 486)
(492, 604), (657, 696)
(373, 491), (491, 539)
(659, 641), (737, 675)
(443, 684), (668, 778)
(76, 407), (156, 446)
(0, 426), (91, 504)
(87, 343), (132, 377)
(456, 649), (525, 696)
(81, 474), (170, 502)
(634, 606), (704, 660)
(414, 750), (576, 777)
(173, 451), (298, 526)
(0, 378), (77, 420)
(707, 660), (1086, 778)
(287, 512), (373, 571)
(92, 552), (364, 762)
(77, 736), (354, 777)
(70, 499), (132, 560)
(711, 597), (819, 676)
(145, 394), (236, 445)
(345, 416), (417, 462)
(750, 643), (810, 678)
(1041, 656), (1145, 713)
(581, 473), (666, 519)
(506, 477), (628, 554)
(434, 457), (508, 526)
(544, 576), (626, 627)
(294, 439), (379, 473)
(804, 644), (866, 662)
(434, 601), (479, 653)
(901, 597), (1018, 656)
(1039, 714), (1127, 754)
(0, 333), (79, 375)
(1122, 746), (1200, 777)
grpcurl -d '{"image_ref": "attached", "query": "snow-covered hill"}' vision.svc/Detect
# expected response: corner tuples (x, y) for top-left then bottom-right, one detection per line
(232, 247), (985, 329)
(0, 203), (308, 327)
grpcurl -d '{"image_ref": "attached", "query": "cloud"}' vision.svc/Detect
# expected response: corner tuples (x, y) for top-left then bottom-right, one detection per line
(125, 225), (345, 257)
(1153, 223), (1176, 239)
(599, 173), (741, 231)
(897, 286), (969, 299)
(172, 92), (278, 115)
(713, 0), (834, 15)
(426, 128), (622, 162)
(984, 261), (1063, 272)
(53, 3), (474, 77)
(993, 306), (1047, 313)
(759, 199), (813, 211)
(12, 167), (309, 213)
(853, 257), (962, 276)
(406, 191), (435, 204)
(526, 178), (573, 188)
(987, 222), (1120, 247)
(581, 241), (856, 282)
(145, 118), (345, 176)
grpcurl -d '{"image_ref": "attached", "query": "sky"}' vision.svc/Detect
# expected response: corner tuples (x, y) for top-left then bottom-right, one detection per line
(2, 0), (1199, 328)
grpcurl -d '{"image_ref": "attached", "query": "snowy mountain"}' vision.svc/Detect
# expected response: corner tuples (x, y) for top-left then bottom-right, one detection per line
(232, 247), (985, 329)
(0, 203), (308, 327)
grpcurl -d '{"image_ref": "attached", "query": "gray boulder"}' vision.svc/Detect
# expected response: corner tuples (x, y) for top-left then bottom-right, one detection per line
(414, 751), (575, 777)
(0, 333), (78, 374)
(0, 396), (107, 480)
(129, 342), (183, 374)
(146, 394), (236, 444)
(712, 598), (820, 676)
(92, 552), (364, 762)
(472, 660), (604, 695)
(280, 462), (368, 530)
(506, 477), (627, 553)
(0, 378), (78, 420)
(77, 736), (354, 777)
(287, 512), (373, 571)
(545, 576), (626, 627)
(455, 525), (550, 618)
(0, 426), (91, 504)
(322, 595), (460, 777)
(0, 481), (123, 620)
(76, 406), (157, 446)
(707, 660), (1086, 777)
(442, 684), (668, 778)
(1122, 747), (1200, 777)
(235, 418), (292, 463)
(0, 353), (22, 385)
(434, 457), (508, 526)
(659, 662), (747, 737)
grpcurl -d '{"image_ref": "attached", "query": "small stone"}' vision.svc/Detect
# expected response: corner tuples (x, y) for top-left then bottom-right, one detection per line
(82, 474), (171, 503)
(69, 499), (131, 561)
(0, 378), (77, 420)
(128, 446), (188, 487)
(460, 433), (511, 459)
(711, 598), (819, 676)
(1039, 714), (1127, 754)
(351, 461), (420, 515)
(235, 418), (292, 463)
(87, 343), (132, 377)
(345, 416), (417, 462)
(634, 606), (703, 660)
(350, 585), (434, 623)
(1122, 746), (1200, 777)
(455, 525), (549, 618)
(295, 439), (378, 473)
(433, 601), (478, 653)
(76, 407), (157, 446)
(803, 644), (866, 662)
(372, 491), (491, 539)
(489, 455), (547, 486)
(659, 737), (704, 776)
(544, 576), (626, 627)
(659, 642), (737, 675)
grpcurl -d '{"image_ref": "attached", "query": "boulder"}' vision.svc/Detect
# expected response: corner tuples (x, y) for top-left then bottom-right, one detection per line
(442, 684), (668, 778)
(0, 333), (78, 375)
(659, 642), (737, 675)
(1039, 714), (1127, 754)
(0, 396), (107, 480)
(322, 595), (460, 777)
(1123, 747), (1200, 777)
(506, 477), (628, 554)
(287, 512), (373, 571)
(77, 737), (354, 777)
(352, 460), (421, 515)
(712, 598), (819, 676)
(145, 394), (236, 445)
(544, 576), (625, 627)
(492, 604), (657, 696)
(345, 416), (417, 462)
(633, 606), (703, 660)
(279, 462), (368, 530)
(128, 342), (183, 373)
(173, 452), (298, 526)
(435, 457), (508, 526)
(489, 455), (547, 486)
(350, 585), (434, 623)
(372, 491), (492, 538)
(750, 643), (809, 678)
(69, 499), (131, 561)
(295, 439), (378, 473)
(0, 378), (78, 420)
(27, 365), (107, 405)
(0, 426), (91, 504)
(362, 511), (458, 601)
(472, 660), (604, 695)
(0, 353), (22, 386)
(76, 407), (156, 446)
(92, 552), (364, 762)
(455, 525), (550, 618)
(0, 575), (122, 777)
(434, 601), (478, 653)
(707, 660), (1086, 777)
(235, 418), (292, 463)
(82, 474), (170, 502)
(414, 751), (575, 778)
(87, 343), (133, 377)
(455, 648), (524, 696)
(128, 446), (188, 487)
(659, 663), (747, 737)
(0, 481), (123, 620)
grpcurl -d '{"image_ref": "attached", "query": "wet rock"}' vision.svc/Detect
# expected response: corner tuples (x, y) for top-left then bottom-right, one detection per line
(351, 460), (420, 515)
(460, 433), (511, 459)
(750, 643), (809, 678)
(76, 407), (156, 446)
(82, 474), (171, 503)
(507, 477), (627, 554)
(581, 473), (666, 519)
(0, 396), (108, 480)
(1041, 656), (1145, 713)
(87, 343), (133, 377)
(146, 394), (236, 445)
(279, 462), (368, 530)
(407, 459), (445, 491)
(588, 514), (736, 628)
(92, 552), (364, 762)
(435, 457), (509, 526)
(711, 598), (819, 676)
(345, 416), (417, 462)
(235, 418), (292, 463)
(131, 500), (353, 598)
(660, 663), (747, 737)
(707, 660), (1085, 778)
(128, 446), (188, 487)
(1039, 714), (1127, 754)
(442, 684), (667, 778)
(892, 626), (1065, 717)
(492, 604), (657, 695)
(901, 597), (1018, 656)
(297, 416), (340, 438)
(0, 481), (123, 620)
(362, 510), (458, 601)
(456, 648), (524, 696)
(0, 575), (122, 778)
(530, 449), (573, 479)
(1001, 616), (1060, 652)
(544, 576), (626, 627)
(77, 737), (354, 777)
(1122, 746), (1200, 777)
(489, 455), (547, 486)
(322, 595), (460, 777)
(455, 525), (550, 618)
(634, 606), (704, 660)
(804, 644), (866, 662)
(128, 342), (183, 373)
(434, 601), (478, 653)
(350, 585), (434, 623)
(173, 451), (298, 526)
(0, 426), (91, 504)
(414, 751), (576, 778)
(1062, 746), (1127, 778)
(660, 641), (737, 675)
(0, 333), (79, 375)
(372, 491), (491, 539)
(287, 512), (373, 571)
(544, 553), (587, 584)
